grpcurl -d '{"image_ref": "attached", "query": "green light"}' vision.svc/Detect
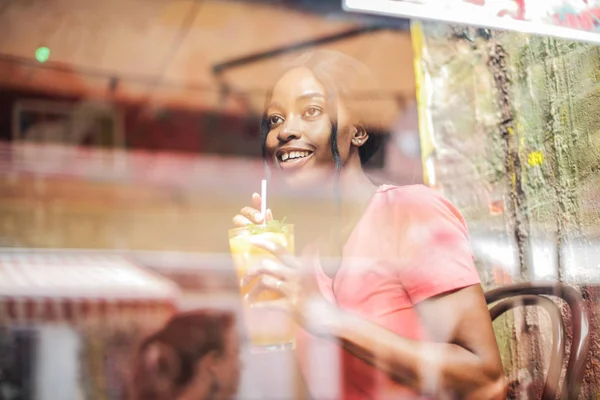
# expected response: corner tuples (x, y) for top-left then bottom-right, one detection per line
(35, 47), (50, 63)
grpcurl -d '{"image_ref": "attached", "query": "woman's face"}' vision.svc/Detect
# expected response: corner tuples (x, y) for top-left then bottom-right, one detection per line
(265, 67), (359, 188)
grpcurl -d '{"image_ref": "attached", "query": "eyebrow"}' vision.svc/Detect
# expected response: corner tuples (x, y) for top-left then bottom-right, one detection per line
(297, 92), (325, 101)
(267, 92), (325, 111)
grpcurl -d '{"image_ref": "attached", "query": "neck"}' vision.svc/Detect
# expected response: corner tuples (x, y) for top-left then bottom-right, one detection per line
(335, 165), (378, 201)
(269, 163), (380, 258)
(321, 164), (378, 223)
(317, 166), (379, 263)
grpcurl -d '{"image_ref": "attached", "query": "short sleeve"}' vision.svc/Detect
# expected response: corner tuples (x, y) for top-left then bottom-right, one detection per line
(389, 186), (481, 304)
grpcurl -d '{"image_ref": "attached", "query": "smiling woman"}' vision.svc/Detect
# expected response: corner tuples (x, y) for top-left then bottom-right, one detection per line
(233, 50), (507, 400)
(260, 50), (385, 188)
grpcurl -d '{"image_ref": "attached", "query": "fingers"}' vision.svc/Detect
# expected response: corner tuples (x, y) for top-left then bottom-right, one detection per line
(244, 274), (293, 305)
(248, 238), (302, 269)
(232, 208), (274, 227)
(232, 214), (253, 227)
(251, 193), (261, 210)
(240, 206), (264, 224)
(232, 193), (274, 228)
(241, 259), (295, 287)
(241, 259), (296, 307)
(251, 193), (274, 222)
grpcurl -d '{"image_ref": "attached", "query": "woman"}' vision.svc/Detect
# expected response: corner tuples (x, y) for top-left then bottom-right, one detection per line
(129, 310), (241, 400)
(233, 50), (507, 399)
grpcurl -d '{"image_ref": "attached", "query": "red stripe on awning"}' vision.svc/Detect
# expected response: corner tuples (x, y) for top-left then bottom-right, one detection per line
(0, 253), (179, 323)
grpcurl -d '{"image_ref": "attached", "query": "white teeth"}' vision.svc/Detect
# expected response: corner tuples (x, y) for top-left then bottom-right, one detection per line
(280, 150), (311, 162)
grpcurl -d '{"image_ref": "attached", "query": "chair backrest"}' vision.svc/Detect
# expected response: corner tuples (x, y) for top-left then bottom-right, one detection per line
(485, 283), (590, 400)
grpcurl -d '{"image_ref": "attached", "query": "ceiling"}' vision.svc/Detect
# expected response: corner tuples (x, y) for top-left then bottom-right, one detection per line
(0, 0), (415, 126)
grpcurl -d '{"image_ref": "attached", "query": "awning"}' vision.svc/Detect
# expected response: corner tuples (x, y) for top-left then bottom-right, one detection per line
(0, 253), (179, 322)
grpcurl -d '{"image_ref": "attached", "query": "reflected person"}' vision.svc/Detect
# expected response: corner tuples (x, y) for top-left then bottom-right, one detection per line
(129, 310), (241, 400)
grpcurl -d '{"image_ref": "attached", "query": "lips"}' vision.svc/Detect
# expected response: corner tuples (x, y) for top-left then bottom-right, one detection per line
(275, 147), (315, 170)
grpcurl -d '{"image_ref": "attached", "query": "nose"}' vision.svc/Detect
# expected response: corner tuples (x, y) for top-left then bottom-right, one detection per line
(277, 117), (301, 143)
(277, 128), (300, 143)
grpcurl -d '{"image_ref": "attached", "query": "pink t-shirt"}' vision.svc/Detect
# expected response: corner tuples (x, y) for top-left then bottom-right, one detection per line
(296, 185), (481, 400)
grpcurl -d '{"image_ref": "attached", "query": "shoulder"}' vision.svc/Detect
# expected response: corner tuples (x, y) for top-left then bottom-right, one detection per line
(376, 184), (446, 207)
(375, 185), (466, 225)
(376, 187), (481, 302)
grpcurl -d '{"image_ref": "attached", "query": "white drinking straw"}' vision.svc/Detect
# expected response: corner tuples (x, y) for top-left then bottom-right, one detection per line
(260, 179), (267, 226)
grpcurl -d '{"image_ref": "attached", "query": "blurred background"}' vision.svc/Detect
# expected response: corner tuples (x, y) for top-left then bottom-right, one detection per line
(0, 1), (421, 399)
(0, 0), (421, 252)
(2, 0), (600, 399)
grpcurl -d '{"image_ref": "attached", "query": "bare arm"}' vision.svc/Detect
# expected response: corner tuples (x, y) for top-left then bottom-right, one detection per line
(324, 285), (507, 399)
(234, 191), (507, 398)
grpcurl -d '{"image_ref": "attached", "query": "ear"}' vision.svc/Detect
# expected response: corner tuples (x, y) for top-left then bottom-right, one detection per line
(143, 342), (181, 381)
(351, 124), (369, 147)
(198, 349), (221, 375)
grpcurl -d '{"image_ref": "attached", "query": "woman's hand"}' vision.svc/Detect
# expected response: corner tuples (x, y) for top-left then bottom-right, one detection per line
(232, 193), (274, 227)
(240, 237), (338, 336)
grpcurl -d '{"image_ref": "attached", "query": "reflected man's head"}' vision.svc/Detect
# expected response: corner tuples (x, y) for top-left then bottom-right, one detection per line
(130, 310), (241, 400)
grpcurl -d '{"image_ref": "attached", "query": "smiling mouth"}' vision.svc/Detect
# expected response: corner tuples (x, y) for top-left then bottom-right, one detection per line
(278, 150), (313, 162)
(276, 149), (314, 169)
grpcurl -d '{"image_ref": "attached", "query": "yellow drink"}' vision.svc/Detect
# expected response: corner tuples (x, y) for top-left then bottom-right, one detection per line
(228, 224), (296, 350)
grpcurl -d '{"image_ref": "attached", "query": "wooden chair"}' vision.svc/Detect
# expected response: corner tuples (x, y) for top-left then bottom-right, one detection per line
(485, 283), (590, 400)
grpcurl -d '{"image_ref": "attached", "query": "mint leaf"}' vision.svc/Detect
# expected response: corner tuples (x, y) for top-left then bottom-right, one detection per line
(247, 217), (290, 235)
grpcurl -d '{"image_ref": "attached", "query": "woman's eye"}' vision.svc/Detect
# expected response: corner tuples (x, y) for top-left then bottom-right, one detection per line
(303, 107), (322, 118)
(268, 115), (283, 127)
